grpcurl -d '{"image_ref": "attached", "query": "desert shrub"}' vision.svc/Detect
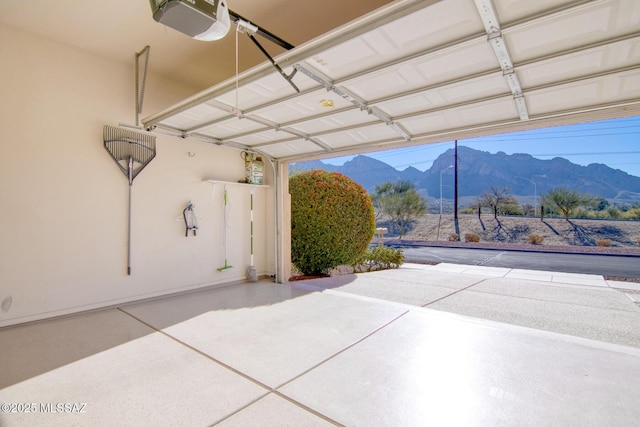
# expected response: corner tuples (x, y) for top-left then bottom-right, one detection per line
(573, 208), (590, 219)
(607, 207), (622, 219)
(622, 207), (640, 220)
(290, 170), (375, 276)
(464, 233), (480, 242)
(448, 233), (459, 242)
(596, 239), (611, 247)
(528, 234), (544, 245)
(352, 246), (405, 272)
(501, 204), (524, 216)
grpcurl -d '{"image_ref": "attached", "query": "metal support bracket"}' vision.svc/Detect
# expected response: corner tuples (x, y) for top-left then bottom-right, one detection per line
(135, 46), (151, 126)
(229, 11), (300, 93)
(246, 33), (300, 93)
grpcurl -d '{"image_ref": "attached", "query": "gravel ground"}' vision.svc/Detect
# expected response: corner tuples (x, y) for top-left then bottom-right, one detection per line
(387, 215), (640, 255)
(325, 216), (640, 280)
(376, 215), (640, 282)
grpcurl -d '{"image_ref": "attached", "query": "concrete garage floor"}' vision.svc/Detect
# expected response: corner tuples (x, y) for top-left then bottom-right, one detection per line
(1, 263), (640, 426)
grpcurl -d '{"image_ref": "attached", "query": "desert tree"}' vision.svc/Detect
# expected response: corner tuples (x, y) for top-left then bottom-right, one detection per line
(522, 203), (535, 216)
(478, 186), (521, 219)
(541, 187), (595, 221)
(373, 181), (427, 239)
(594, 197), (610, 211)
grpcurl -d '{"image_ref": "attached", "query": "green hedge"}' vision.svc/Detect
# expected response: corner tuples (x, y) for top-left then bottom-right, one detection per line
(290, 170), (375, 275)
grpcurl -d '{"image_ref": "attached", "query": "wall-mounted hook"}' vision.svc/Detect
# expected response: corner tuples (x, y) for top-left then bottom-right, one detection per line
(183, 201), (198, 236)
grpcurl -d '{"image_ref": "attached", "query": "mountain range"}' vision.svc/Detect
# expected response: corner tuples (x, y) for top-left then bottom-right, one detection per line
(292, 146), (640, 203)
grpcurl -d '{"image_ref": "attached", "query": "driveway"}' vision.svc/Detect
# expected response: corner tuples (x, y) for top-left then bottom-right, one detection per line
(1, 264), (639, 426)
(400, 246), (640, 278)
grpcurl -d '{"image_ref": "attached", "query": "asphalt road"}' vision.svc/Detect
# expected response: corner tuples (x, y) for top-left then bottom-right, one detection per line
(399, 246), (640, 279)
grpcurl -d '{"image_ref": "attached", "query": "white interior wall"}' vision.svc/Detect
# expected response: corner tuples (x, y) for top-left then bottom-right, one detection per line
(0, 23), (275, 327)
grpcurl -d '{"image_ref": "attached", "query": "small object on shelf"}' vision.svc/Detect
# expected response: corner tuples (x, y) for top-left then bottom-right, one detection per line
(241, 151), (264, 185)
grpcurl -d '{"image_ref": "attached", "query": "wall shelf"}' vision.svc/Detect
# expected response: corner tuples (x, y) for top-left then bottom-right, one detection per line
(206, 180), (269, 188)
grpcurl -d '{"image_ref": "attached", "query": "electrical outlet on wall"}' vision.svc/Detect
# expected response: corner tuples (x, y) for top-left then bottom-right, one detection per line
(1, 296), (12, 313)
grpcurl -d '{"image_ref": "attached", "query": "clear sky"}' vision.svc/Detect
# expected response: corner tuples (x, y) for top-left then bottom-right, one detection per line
(319, 116), (640, 178)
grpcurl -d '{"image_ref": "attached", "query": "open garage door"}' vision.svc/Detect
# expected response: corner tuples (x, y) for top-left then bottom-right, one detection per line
(143, 0), (640, 163)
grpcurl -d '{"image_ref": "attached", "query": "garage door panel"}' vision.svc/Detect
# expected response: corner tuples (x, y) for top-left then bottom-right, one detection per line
(377, 74), (509, 117)
(317, 123), (399, 149)
(258, 139), (321, 158)
(508, 1), (639, 63)
(519, 50), (606, 88)
(196, 117), (267, 139)
(230, 129), (285, 146)
(303, 0), (482, 81)
(379, 0), (482, 48)
(347, 40), (497, 101)
(251, 89), (353, 124)
(494, 0), (578, 24)
(401, 98), (518, 135)
(527, 71), (640, 116)
(519, 37), (640, 88)
(292, 110), (379, 135)
(214, 67), (313, 111)
(621, 73), (640, 93)
(161, 104), (227, 130)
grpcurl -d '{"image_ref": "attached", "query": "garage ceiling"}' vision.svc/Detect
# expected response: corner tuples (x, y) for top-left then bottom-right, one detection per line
(142, 0), (640, 162)
(0, 0), (393, 91)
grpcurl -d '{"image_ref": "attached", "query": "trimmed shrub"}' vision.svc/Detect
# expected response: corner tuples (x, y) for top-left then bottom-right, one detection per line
(448, 233), (459, 242)
(464, 233), (480, 242)
(352, 247), (405, 272)
(596, 239), (611, 247)
(290, 170), (375, 276)
(528, 234), (544, 245)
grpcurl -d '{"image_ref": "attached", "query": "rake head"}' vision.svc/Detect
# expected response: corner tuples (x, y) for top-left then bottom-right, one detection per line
(103, 125), (156, 182)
